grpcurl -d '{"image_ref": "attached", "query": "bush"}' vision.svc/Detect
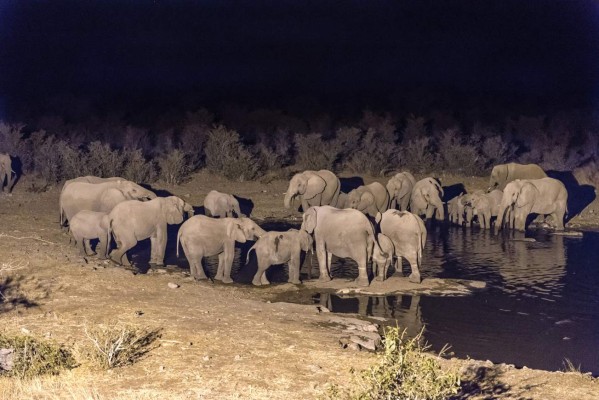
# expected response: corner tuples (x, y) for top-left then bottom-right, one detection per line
(158, 149), (191, 185)
(122, 148), (157, 183)
(30, 131), (62, 184)
(0, 333), (76, 379)
(83, 322), (161, 369)
(400, 137), (437, 173)
(323, 326), (460, 400)
(84, 141), (126, 178)
(437, 129), (485, 175)
(205, 125), (259, 181)
(344, 128), (398, 176)
(294, 132), (346, 171)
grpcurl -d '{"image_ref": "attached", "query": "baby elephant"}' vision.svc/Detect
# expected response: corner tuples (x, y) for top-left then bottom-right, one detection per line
(204, 190), (241, 217)
(69, 210), (110, 258)
(246, 229), (313, 286)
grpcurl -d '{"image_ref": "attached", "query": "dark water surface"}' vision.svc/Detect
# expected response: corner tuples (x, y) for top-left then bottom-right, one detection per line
(130, 220), (599, 374)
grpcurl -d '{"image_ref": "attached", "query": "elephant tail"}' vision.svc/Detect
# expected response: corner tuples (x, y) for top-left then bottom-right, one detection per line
(246, 244), (257, 265)
(176, 229), (182, 258)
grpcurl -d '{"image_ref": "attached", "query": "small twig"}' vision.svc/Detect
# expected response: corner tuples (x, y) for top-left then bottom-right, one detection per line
(0, 233), (58, 245)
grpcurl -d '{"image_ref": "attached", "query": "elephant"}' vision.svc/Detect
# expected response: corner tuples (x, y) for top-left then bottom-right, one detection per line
(177, 215), (266, 283)
(495, 178), (568, 232)
(386, 172), (416, 211)
(447, 193), (469, 226)
(284, 170), (340, 212)
(69, 210), (110, 258)
(203, 190), (241, 218)
(489, 162), (546, 191)
(301, 205), (381, 286)
(245, 229), (313, 286)
(109, 196), (194, 267)
(346, 182), (390, 218)
(375, 210), (427, 283)
(409, 177), (445, 221)
(60, 179), (156, 226)
(371, 233), (395, 281)
(61, 176), (125, 193)
(335, 192), (348, 209)
(0, 153), (16, 194)
(468, 189), (503, 229)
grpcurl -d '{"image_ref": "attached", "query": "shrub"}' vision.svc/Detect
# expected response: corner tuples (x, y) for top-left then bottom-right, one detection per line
(29, 131), (62, 184)
(481, 135), (517, 168)
(84, 141), (126, 178)
(323, 326), (460, 400)
(204, 125), (259, 181)
(254, 133), (293, 172)
(158, 149), (191, 185)
(294, 132), (346, 171)
(437, 129), (485, 175)
(344, 128), (398, 176)
(0, 333), (76, 379)
(83, 323), (161, 369)
(122, 148), (157, 183)
(400, 136), (437, 173)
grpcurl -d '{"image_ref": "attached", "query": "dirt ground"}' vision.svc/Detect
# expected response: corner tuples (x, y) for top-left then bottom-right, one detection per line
(0, 170), (598, 399)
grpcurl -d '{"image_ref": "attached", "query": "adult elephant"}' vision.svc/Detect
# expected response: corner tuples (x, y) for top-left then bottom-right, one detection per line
(203, 190), (241, 218)
(386, 172), (416, 211)
(489, 163), (546, 191)
(375, 210), (427, 283)
(346, 182), (390, 218)
(301, 206), (380, 286)
(109, 196), (194, 267)
(284, 170), (340, 212)
(60, 179), (156, 226)
(409, 177), (445, 221)
(0, 153), (15, 194)
(177, 215), (266, 283)
(61, 176), (125, 193)
(495, 178), (567, 232)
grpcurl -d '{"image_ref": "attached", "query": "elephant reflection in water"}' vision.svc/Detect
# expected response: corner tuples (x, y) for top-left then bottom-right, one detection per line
(317, 293), (423, 337)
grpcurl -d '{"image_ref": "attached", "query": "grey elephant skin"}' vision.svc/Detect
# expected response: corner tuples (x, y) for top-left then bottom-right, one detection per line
(0, 153), (15, 193)
(301, 205), (379, 286)
(386, 172), (416, 211)
(204, 190), (241, 217)
(447, 193), (467, 225)
(60, 179), (156, 226)
(246, 229), (313, 286)
(409, 177), (445, 221)
(177, 216), (266, 283)
(496, 178), (567, 232)
(69, 210), (110, 258)
(375, 210), (427, 283)
(284, 170), (340, 211)
(489, 162), (546, 191)
(468, 190), (503, 229)
(346, 182), (390, 217)
(109, 196), (194, 267)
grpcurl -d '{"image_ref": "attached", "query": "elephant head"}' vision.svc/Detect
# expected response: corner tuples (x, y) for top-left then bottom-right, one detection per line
(416, 178), (444, 220)
(495, 180), (524, 231)
(161, 196), (193, 225)
(346, 188), (374, 212)
(237, 217), (266, 240)
(119, 180), (157, 201)
(489, 164), (508, 191)
(386, 175), (412, 209)
(301, 207), (318, 234)
(299, 229), (314, 252)
(284, 172), (326, 209)
(229, 195), (242, 217)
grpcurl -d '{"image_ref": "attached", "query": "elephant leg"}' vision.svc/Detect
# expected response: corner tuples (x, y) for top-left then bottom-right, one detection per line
(215, 252), (225, 280)
(425, 205), (434, 220)
(326, 251), (333, 277)
(190, 251), (208, 281)
(355, 251), (369, 287)
(301, 198), (310, 213)
(407, 252), (421, 284)
(78, 238), (88, 257)
(552, 209), (565, 230)
(222, 248), (235, 284)
(288, 255), (301, 284)
(149, 229), (166, 266)
(315, 241), (331, 281)
(110, 236), (134, 266)
(252, 256), (269, 286)
(97, 237), (109, 259)
(390, 198), (397, 210)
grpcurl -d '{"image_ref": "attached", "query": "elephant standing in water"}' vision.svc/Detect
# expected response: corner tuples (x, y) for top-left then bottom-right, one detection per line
(177, 216), (266, 282)
(386, 172), (416, 211)
(284, 170), (340, 212)
(375, 210), (427, 283)
(0, 153), (16, 194)
(409, 177), (445, 221)
(468, 190), (503, 229)
(246, 229), (313, 285)
(346, 182), (390, 218)
(109, 196), (194, 267)
(60, 179), (156, 226)
(489, 162), (546, 191)
(301, 206), (381, 286)
(495, 178), (568, 232)
(204, 190), (241, 217)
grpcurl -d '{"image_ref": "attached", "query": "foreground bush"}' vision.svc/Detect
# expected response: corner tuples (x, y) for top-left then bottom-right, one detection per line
(83, 323), (161, 369)
(324, 327), (460, 400)
(0, 333), (76, 379)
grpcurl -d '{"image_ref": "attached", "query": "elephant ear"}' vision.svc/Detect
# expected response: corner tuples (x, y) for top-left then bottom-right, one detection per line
(226, 221), (246, 243)
(299, 230), (313, 252)
(375, 212), (383, 224)
(304, 174), (326, 200)
(358, 191), (375, 211)
(164, 198), (184, 225)
(301, 207), (317, 234)
(516, 183), (536, 208)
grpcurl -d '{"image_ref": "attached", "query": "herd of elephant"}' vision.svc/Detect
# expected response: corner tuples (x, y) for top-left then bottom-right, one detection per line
(57, 162), (568, 287)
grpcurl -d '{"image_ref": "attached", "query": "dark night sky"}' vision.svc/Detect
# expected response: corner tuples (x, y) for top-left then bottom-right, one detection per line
(1, 0), (599, 121)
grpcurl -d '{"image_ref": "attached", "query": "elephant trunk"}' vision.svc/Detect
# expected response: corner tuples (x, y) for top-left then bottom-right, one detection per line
(433, 198), (445, 220)
(495, 203), (509, 233)
(284, 192), (295, 209)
